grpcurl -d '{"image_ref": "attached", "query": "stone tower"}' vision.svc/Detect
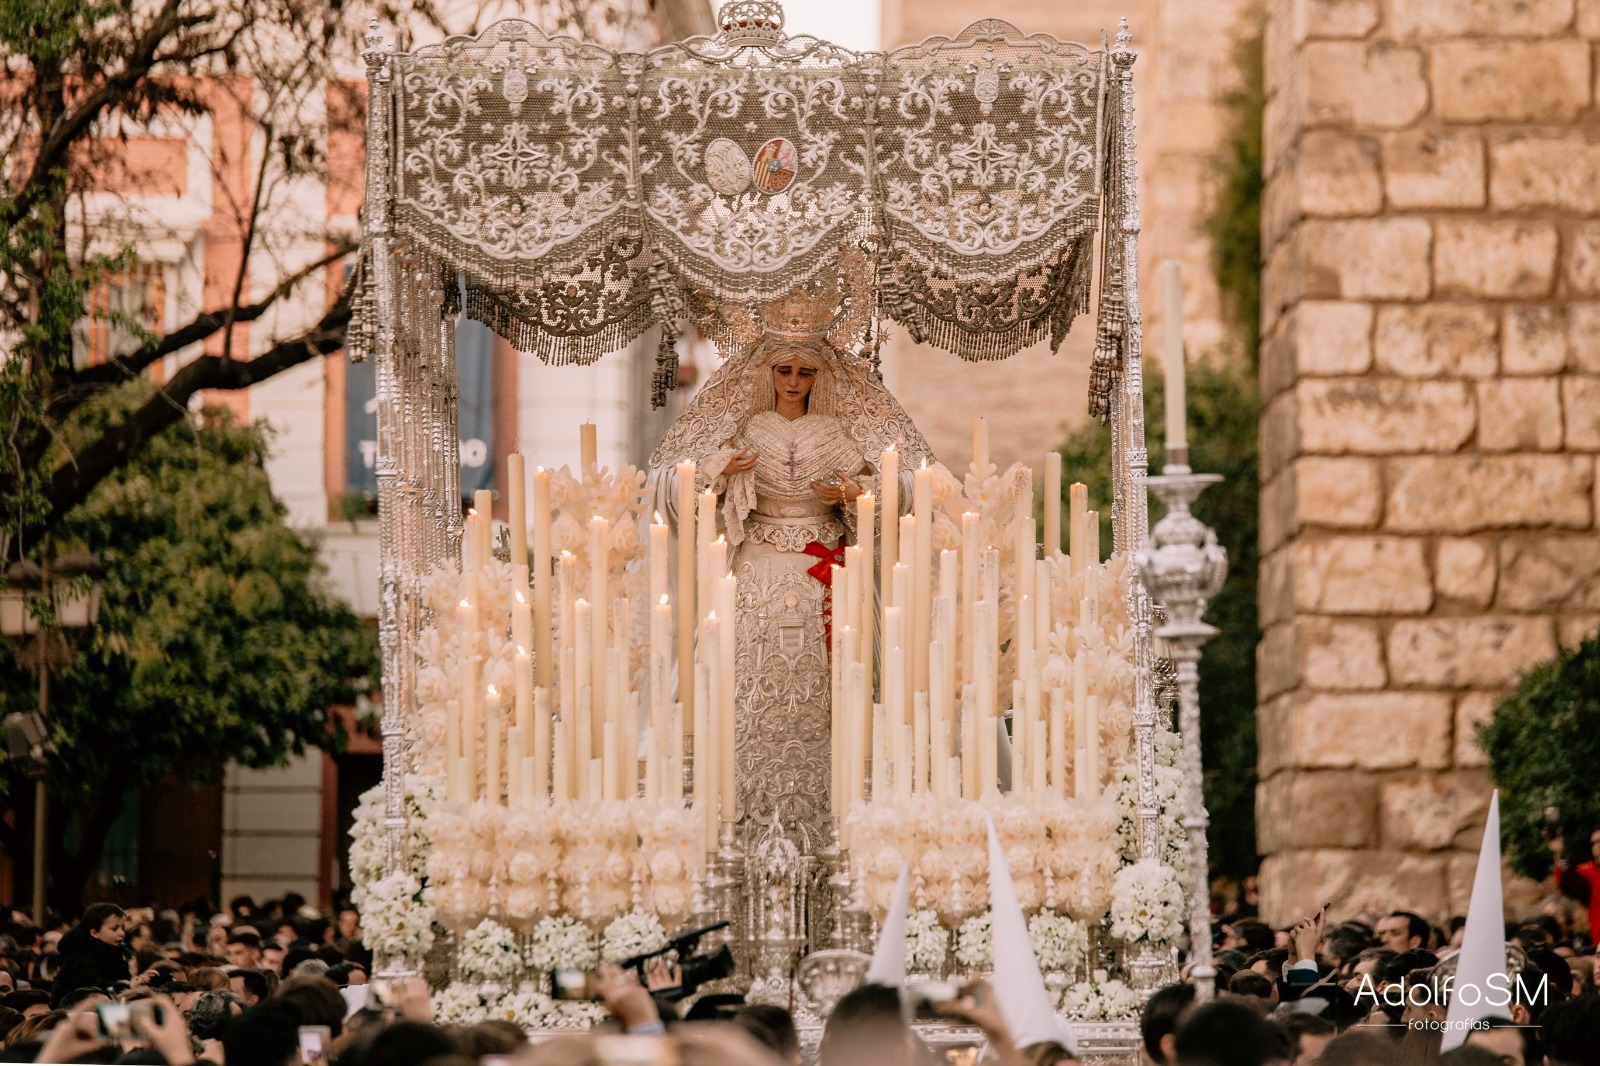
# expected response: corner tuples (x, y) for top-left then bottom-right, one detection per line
(1257, 0), (1600, 924)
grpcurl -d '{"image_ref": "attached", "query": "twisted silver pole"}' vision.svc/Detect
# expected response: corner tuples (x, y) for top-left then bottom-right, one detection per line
(1137, 467), (1226, 1002)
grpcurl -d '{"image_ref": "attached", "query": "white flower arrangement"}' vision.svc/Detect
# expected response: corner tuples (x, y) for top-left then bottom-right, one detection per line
(1109, 858), (1186, 946)
(953, 912), (992, 971)
(360, 872), (436, 960)
(905, 909), (950, 974)
(436, 984), (610, 1030)
(526, 914), (599, 973)
(432, 983), (500, 1025)
(457, 918), (523, 983)
(601, 910), (668, 963)
(1060, 969), (1140, 1021)
(348, 774), (440, 910)
(1028, 909), (1089, 974)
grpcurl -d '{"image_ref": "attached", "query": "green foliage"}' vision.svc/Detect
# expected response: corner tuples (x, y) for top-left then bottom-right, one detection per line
(0, 402), (376, 902)
(1207, 24), (1265, 363)
(1479, 634), (1600, 881)
(1055, 359), (1261, 879)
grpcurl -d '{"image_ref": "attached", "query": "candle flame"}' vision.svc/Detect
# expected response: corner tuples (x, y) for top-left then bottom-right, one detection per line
(576, 597), (589, 606)
(459, 598), (471, 608)
(517, 645), (527, 655)
(467, 507), (478, 517)
(886, 442), (895, 452)
(707, 611), (717, 621)
(659, 594), (670, 605)
(515, 590), (526, 603)
(653, 511), (664, 525)
(561, 550), (572, 558)
(487, 685), (499, 697)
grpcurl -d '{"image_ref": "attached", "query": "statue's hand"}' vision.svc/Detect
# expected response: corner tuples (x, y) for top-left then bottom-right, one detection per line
(722, 448), (757, 476)
(810, 470), (863, 504)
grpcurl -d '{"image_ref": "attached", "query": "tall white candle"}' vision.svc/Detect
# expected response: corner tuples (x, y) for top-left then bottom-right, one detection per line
(1068, 483), (1088, 576)
(650, 514), (670, 605)
(588, 517), (609, 751)
(534, 687), (551, 797)
(602, 721), (618, 802)
(879, 445), (898, 611)
(580, 422), (598, 477)
(507, 726), (524, 806)
(960, 513), (979, 687)
(575, 598), (593, 776)
(1043, 451), (1062, 558)
(1017, 467), (1035, 602)
(553, 717), (569, 800)
(508, 453), (528, 566)
(913, 691), (929, 795)
(892, 563), (912, 727)
(445, 699), (461, 802)
(1162, 260), (1187, 455)
(972, 417), (989, 471)
(474, 489), (494, 564)
(912, 464), (934, 693)
(1050, 687), (1067, 795)
(485, 685), (503, 805)
(1086, 510), (1101, 568)
(533, 469), (553, 688)
(856, 492), (875, 673)
(514, 642), (533, 753)
(884, 606), (903, 744)
(1031, 719), (1047, 792)
(676, 460), (697, 744)
(1086, 693), (1101, 795)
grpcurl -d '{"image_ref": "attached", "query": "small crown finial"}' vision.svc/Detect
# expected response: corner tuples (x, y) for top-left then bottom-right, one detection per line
(717, 0), (785, 45)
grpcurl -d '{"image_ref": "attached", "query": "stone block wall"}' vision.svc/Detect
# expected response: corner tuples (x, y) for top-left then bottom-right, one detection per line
(1257, 0), (1600, 925)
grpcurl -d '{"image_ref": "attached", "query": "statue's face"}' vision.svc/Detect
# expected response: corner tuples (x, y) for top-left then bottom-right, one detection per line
(772, 358), (817, 408)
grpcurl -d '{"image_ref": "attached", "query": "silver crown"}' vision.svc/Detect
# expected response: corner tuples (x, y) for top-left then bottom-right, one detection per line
(718, 0), (784, 45)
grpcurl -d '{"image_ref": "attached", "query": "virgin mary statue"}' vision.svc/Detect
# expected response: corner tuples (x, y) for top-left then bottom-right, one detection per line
(649, 271), (935, 854)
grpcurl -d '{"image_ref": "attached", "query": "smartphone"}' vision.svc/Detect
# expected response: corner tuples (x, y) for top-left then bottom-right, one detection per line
(299, 1025), (332, 1066)
(366, 977), (398, 1010)
(550, 968), (603, 1001)
(97, 1002), (132, 1042)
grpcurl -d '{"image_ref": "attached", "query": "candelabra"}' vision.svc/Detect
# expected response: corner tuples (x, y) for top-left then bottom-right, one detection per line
(1136, 465), (1227, 1003)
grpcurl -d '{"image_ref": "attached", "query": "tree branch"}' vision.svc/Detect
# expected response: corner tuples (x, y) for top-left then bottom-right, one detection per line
(40, 301), (352, 534)
(47, 241), (356, 418)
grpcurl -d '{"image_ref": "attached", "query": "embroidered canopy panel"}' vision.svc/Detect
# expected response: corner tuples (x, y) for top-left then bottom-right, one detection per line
(361, 4), (1137, 410)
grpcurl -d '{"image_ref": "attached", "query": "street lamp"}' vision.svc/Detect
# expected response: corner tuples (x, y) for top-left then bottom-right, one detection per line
(2, 548), (103, 924)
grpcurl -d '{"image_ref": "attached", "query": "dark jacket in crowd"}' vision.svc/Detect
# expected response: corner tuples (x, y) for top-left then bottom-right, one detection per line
(49, 923), (131, 1006)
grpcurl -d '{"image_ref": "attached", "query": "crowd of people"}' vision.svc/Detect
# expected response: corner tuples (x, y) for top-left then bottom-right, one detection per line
(0, 886), (1596, 1066)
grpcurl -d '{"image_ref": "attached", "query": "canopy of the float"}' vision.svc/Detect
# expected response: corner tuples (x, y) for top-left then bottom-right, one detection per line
(355, 0), (1138, 415)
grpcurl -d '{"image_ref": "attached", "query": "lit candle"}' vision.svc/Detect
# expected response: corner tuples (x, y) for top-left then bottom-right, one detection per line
(693, 653), (710, 813)
(651, 595), (671, 739)
(895, 721), (912, 801)
(1068, 483), (1088, 576)
(884, 605), (903, 746)
(514, 641), (533, 753)
(1017, 469), (1035, 602)
(1072, 654), (1087, 797)
(961, 682), (978, 799)
(913, 691), (929, 794)
(856, 491), (875, 672)
(580, 422), (598, 477)
(602, 721), (618, 802)
(831, 603), (845, 820)
(668, 701), (683, 803)
(508, 453), (528, 566)
(1031, 717), (1048, 792)
(575, 598), (593, 778)
(893, 563), (912, 728)
(588, 517), (609, 752)
(972, 417), (989, 471)
(463, 511), (478, 572)
(1162, 260), (1187, 457)
(1086, 510), (1101, 569)
(677, 460), (697, 742)
(851, 659), (869, 806)
(651, 513), (669, 607)
(717, 573), (737, 822)
(932, 712), (948, 799)
(912, 464), (933, 694)
(879, 445), (898, 612)
(1050, 686), (1067, 793)
(485, 685), (502, 805)
(1043, 451), (1062, 558)
(1086, 693), (1101, 795)
(474, 489), (494, 563)
(507, 725), (523, 806)
(533, 468), (553, 688)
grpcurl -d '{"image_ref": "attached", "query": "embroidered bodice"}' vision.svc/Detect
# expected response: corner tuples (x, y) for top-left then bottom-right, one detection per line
(735, 411), (866, 551)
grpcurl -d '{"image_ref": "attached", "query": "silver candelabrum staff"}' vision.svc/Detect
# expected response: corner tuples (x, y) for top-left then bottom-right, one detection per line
(1135, 262), (1229, 1003)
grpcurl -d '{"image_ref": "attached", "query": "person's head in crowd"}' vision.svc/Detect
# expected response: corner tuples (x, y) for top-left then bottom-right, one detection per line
(8, 1009), (65, 1047)
(1512, 922), (1553, 952)
(1, 990), (50, 1018)
(282, 946), (318, 974)
(734, 1004), (802, 1066)
(360, 1019), (458, 1066)
(126, 922), (155, 954)
(161, 942), (185, 962)
(819, 983), (912, 1066)
(56, 987), (110, 1014)
(1464, 1016), (1534, 1066)
(270, 918), (298, 950)
(1323, 923), (1373, 974)
(337, 908), (361, 943)
(1375, 911), (1429, 953)
(1539, 896), (1574, 936)
(1526, 947), (1573, 1001)
(1540, 993), (1600, 1066)
(1249, 949), (1289, 983)
(1343, 947), (1398, 992)
(223, 998), (300, 1066)
(1292, 983), (1368, 1031)
(1171, 998), (1287, 1066)
(1276, 1012), (1334, 1065)
(0, 1007), (22, 1045)
(1379, 948), (1439, 986)
(1227, 969), (1276, 1010)
(0, 972), (12, 998)
(79, 902), (127, 948)
(302, 917), (332, 947)
(275, 974), (346, 1038)
(186, 989), (244, 1041)
(1448, 915), (1467, 948)
(1438, 1047), (1507, 1066)
(261, 941), (286, 974)
(188, 966), (229, 991)
(228, 896), (257, 921)
(291, 958), (331, 980)
(226, 930), (264, 969)
(1141, 982), (1197, 1065)
(1313, 1029), (1402, 1066)
(450, 1019), (525, 1059)
(40, 929), (62, 952)
(1226, 920), (1275, 956)
(229, 967), (270, 1006)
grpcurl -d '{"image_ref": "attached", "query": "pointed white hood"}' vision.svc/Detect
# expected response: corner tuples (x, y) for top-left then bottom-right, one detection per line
(866, 863), (911, 986)
(1442, 791), (1506, 1051)
(986, 816), (1077, 1053)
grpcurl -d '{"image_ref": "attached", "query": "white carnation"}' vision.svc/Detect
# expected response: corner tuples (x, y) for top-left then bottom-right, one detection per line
(1108, 859), (1185, 946)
